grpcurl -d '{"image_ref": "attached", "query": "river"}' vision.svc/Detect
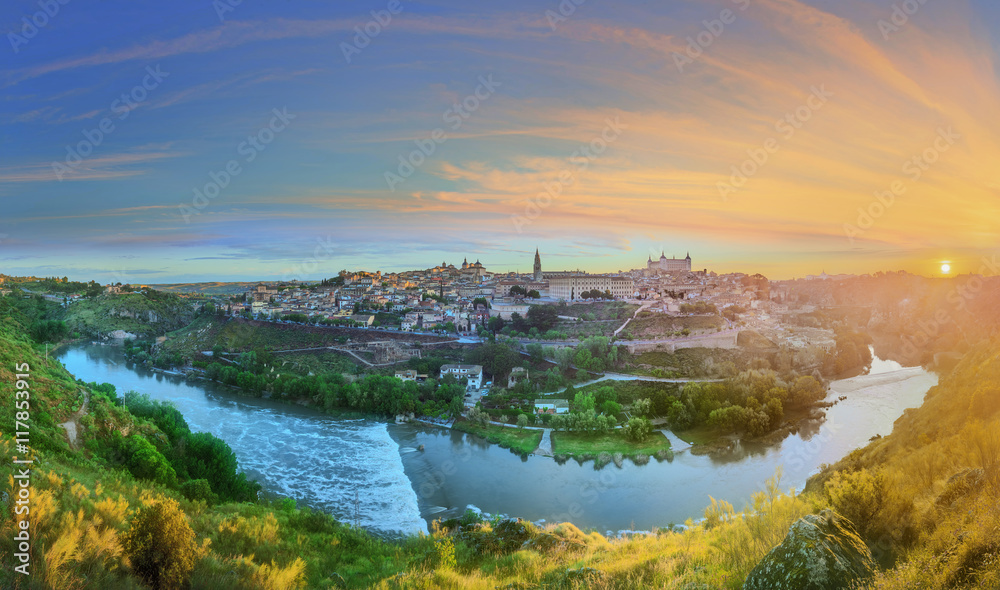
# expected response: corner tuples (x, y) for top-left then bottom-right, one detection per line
(57, 344), (937, 536)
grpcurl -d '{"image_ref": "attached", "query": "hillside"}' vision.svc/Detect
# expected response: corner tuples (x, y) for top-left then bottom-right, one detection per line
(807, 343), (1000, 587)
(64, 292), (197, 338)
(2, 291), (999, 588)
(781, 272), (1000, 365)
(0, 304), (427, 589)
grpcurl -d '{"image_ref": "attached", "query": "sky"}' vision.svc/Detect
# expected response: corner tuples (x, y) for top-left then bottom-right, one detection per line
(2, 0), (999, 283)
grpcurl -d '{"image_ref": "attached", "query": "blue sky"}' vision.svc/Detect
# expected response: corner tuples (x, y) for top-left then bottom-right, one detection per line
(2, 0), (999, 283)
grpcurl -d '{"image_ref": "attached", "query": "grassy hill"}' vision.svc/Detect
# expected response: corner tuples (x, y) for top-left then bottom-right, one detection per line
(163, 316), (450, 354)
(63, 292), (197, 338)
(623, 312), (725, 340)
(2, 292), (999, 588)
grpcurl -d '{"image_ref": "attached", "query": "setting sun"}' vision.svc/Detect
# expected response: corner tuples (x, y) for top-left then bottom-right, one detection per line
(941, 263), (952, 274)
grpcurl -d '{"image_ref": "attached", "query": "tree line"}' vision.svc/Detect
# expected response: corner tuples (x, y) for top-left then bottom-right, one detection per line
(666, 370), (826, 437)
(85, 385), (261, 504)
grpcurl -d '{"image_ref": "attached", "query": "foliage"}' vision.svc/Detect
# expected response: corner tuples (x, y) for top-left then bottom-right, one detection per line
(121, 497), (199, 590)
(180, 478), (218, 504)
(680, 301), (718, 314)
(549, 409), (616, 433)
(670, 371), (825, 437)
(623, 416), (653, 442)
(465, 339), (522, 382)
(181, 432), (261, 503)
(466, 406), (491, 427)
(632, 397), (652, 417)
(103, 432), (177, 487)
(526, 304), (559, 332)
(453, 419), (542, 454)
(823, 327), (874, 375)
(31, 318), (70, 343)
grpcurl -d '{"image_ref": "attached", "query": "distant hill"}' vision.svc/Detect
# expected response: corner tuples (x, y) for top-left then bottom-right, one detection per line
(148, 281), (265, 295)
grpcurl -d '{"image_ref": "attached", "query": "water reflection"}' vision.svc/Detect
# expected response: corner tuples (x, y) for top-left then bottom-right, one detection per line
(391, 362), (937, 533)
(59, 343), (937, 535)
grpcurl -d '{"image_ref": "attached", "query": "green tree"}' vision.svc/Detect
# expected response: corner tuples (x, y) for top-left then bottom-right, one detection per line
(573, 391), (596, 412)
(180, 432), (260, 502)
(113, 434), (177, 486)
(601, 400), (622, 416)
(527, 305), (559, 332)
(467, 406), (490, 427)
(623, 416), (653, 442)
(632, 398), (652, 417)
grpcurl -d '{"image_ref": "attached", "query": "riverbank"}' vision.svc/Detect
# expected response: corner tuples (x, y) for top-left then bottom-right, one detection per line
(452, 420), (543, 455)
(551, 430), (673, 463)
(59, 340), (941, 538)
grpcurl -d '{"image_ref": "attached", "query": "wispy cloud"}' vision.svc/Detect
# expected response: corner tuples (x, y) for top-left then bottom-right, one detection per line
(0, 151), (181, 183)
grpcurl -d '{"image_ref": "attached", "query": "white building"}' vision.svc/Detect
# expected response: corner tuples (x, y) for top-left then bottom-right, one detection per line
(489, 299), (531, 320)
(534, 399), (569, 414)
(548, 275), (635, 301)
(441, 364), (483, 389)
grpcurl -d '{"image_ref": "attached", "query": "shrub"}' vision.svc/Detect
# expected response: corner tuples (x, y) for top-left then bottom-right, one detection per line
(623, 416), (653, 442)
(113, 435), (177, 487)
(121, 497), (198, 590)
(179, 479), (218, 504)
(826, 468), (914, 547)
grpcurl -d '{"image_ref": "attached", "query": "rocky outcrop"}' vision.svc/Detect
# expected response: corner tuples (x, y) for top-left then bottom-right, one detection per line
(744, 510), (876, 590)
(106, 330), (138, 340)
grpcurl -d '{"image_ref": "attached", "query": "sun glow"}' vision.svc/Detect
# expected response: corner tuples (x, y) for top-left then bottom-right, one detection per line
(941, 263), (951, 274)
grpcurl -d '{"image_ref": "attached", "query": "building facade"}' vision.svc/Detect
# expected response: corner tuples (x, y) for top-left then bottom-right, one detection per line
(548, 275), (635, 300)
(647, 252), (692, 273)
(441, 364), (484, 389)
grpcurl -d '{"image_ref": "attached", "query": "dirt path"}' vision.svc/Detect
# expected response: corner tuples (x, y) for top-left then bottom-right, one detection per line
(59, 390), (90, 449)
(614, 301), (653, 337)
